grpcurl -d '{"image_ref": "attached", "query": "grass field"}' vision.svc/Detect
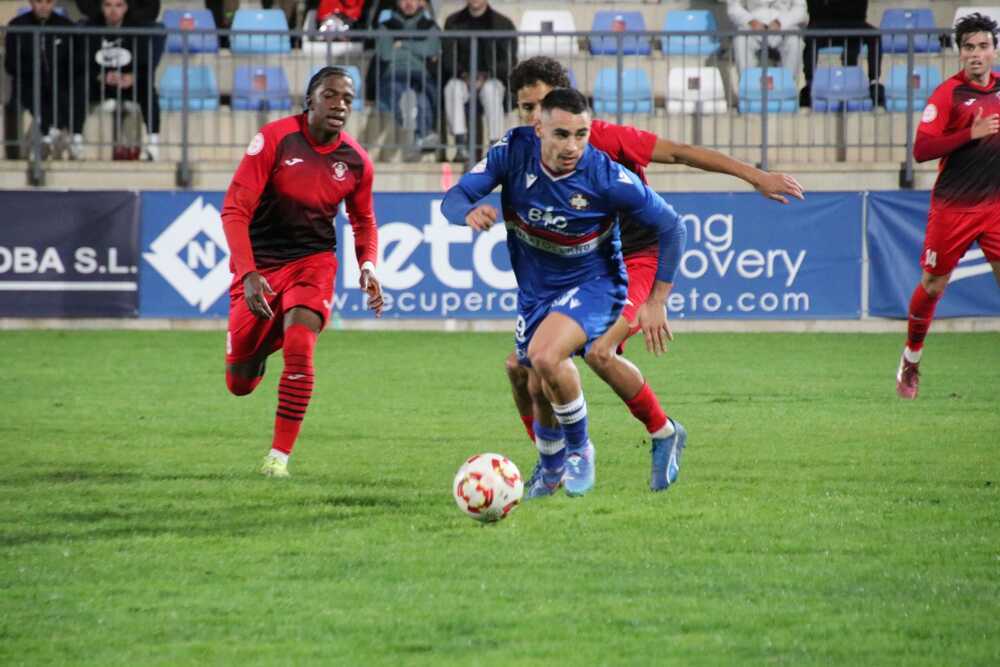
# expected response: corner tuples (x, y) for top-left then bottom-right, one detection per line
(2, 329), (998, 665)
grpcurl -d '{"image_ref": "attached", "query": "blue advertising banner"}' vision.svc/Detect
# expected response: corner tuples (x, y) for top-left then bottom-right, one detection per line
(138, 190), (863, 320)
(140, 192), (230, 318)
(867, 191), (1000, 317)
(665, 192), (863, 319)
(0, 191), (139, 317)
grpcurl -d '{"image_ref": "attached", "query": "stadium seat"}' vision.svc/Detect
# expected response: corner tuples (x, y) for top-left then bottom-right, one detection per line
(880, 9), (940, 54)
(811, 66), (873, 112)
(589, 11), (651, 56)
(163, 9), (218, 54)
(230, 9), (291, 54)
(304, 64), (364, 110)
(885, 64), (942, 111)
(159, 65), (220, 111)
(232, 66), (292, 111)
(666, 66), (727, 114)
(662, 10), (720, 57)
(301, 9), (363, 57)
(518, 10), (576, 58)
(737, 67), (798, 113)
(592, 68), (654, 114)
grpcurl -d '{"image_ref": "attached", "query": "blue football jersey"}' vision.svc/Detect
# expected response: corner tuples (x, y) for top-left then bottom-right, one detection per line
(441, 126), (684, 301)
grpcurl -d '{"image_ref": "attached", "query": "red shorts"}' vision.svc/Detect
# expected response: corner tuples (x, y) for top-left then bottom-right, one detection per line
(922, 207), (1000, 276)
(226, 252), (337, 364)
(620, 252), (659, 337)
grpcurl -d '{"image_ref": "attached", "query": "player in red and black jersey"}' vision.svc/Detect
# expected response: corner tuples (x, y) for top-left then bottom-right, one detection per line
(896, 13), (1000, 399)
(221, 67), (384, 477)
(506, 57), (804, 488)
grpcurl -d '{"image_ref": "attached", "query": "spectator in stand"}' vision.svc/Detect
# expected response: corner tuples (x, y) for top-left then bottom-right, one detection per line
(800, 0), (884, 107)
(77, 0), (158, 23)
(203, 0), (237, 48)
(727, 0), (808, 77)
(441, 0), (515, 162)
(82, 0), (162, 159)
(374, 0), (440, 160)
(4, 0), (87, 159)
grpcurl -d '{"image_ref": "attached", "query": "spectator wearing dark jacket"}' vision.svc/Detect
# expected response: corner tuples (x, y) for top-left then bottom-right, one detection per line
(77, 0), (159, 24)
(375, 0), (440, 158)
(4, 0), (87, 158)
(801, 0), (884, 107)
(82, 0), (162, 159)
(442, 0), (514, 161)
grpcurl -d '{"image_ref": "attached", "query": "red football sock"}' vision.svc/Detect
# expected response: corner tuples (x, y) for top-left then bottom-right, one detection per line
(520, 414), (536, 443)
(624, 382), (668, 434)
(272, 324), (317, 455)
(906, 284), (941, 353)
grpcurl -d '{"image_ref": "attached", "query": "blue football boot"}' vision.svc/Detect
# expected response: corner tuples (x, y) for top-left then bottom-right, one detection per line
(563, 441), (596, 497)
(650, 419), (687, 492)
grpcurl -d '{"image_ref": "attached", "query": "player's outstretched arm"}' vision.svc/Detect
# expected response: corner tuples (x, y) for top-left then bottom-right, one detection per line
(651, 138), (805, 204)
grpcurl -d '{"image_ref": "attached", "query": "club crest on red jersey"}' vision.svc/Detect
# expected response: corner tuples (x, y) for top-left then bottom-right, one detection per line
(332, 161), (348, 181)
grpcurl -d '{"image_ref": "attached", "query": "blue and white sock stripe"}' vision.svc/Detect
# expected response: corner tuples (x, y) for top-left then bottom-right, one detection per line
(534, 422), (565, 455)
(552, 394), (587, 425)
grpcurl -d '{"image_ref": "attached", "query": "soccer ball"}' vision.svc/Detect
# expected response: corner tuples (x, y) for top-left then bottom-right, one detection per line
(452, 453), (524, 523)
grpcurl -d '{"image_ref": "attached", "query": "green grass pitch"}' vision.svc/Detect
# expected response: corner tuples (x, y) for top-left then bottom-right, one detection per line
(2, 330), (998, 665)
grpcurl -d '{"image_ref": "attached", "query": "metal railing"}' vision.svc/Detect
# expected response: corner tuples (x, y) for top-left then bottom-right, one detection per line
(0, 24), (962, 187)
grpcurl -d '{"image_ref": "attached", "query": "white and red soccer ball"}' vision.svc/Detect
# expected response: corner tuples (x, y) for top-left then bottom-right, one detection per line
(452, 453), (524, 523)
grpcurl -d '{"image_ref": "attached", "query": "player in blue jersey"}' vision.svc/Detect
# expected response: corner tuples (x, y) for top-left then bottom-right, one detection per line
(441, 88), (688, 497)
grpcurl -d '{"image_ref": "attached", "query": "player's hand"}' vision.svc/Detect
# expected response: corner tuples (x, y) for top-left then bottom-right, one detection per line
(971, 107), (1000, 140)
(637, 298), (673, 356)
(754, 171), (805, 204)
(243, 272), (276, 320)
(466, 205), (498, 231)
(360, 267), (384, 318)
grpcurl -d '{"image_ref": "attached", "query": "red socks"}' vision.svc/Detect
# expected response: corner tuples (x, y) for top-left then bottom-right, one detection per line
(520, 414), (536, 443)
(272, 324), (317, 455)
(906, 283), (941, 352)
(624, 382), (668, 435)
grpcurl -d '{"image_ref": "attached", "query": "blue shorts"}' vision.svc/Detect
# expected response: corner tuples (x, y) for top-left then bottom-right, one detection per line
(514, 275), (627, 365)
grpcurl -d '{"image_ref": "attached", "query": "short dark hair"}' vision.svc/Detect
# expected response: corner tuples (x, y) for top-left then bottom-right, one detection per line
(540, 87), (589, 116)
(955, 12), (999, 48)
(509, 56), (571, 97)
(303, 66), (353, 110)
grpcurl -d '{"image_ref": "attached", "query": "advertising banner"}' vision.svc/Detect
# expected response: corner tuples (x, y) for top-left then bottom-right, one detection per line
(664, 192), (863, 319)
(138, 190), (864, 320)
(139, 192), (230, 318)
(867, 191), (1000, 317)
(0, 191), (140, 317)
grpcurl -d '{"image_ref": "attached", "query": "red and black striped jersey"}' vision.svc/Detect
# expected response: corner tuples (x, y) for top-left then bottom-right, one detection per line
(590, 119), (659, 257)
(916, 70), (1000, 211)
(221, 114), (378, 280)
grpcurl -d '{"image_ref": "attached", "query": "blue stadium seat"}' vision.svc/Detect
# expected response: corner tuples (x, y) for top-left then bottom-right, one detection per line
(885, 64), (942, 111)
(589, 11), (651, 56)
(738, 67), (798, 113)
(159, 65), (220, 111)
(163, 9), (219, 54)
(233, 66), (292, 111)
(880, 9), (940, 54)
(662, 10), (720, 56)
(230, 9), (291, 54)
(304, 64), (364, 110)
(592, 68), (653, 114)
(811, 66), (873, 111)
